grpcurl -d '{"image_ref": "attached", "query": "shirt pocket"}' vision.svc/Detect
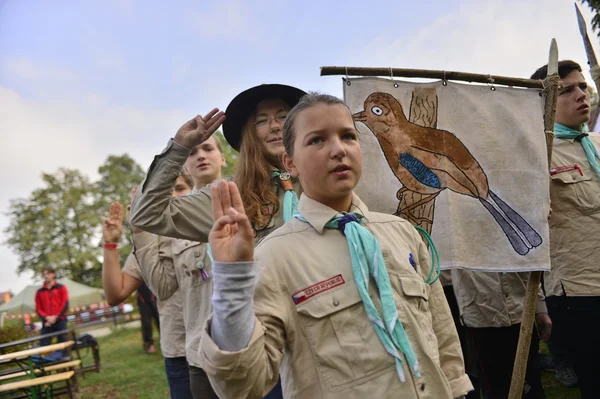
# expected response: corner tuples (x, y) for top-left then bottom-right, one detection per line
(172, 240), (210, 287)
(390, 273), (439, 364)
(550, 170), (600, 215)
(295, 283), (394, 391)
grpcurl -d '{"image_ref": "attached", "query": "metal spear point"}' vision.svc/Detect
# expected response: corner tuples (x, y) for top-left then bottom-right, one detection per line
(575, 2), (598, 68)
(548, 38), (558, 76)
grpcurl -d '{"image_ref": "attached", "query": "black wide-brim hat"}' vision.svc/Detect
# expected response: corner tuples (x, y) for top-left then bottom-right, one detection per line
(223, 84), (306, 151)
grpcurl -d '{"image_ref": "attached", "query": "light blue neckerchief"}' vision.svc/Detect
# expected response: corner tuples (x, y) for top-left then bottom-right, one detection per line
(554, 123), (600, 179)
(272, 171), (298, 223)
(294, 212), (421, 383)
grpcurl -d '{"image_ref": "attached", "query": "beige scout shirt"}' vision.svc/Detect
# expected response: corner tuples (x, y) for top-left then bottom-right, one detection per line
(546, 134), (600, 297)
(451, 269), (547, 328)
(132, 232), (212, 368)
(123, 254), (186, 358)
(200, 194), (473, 399)
(130, 139), (299, 244)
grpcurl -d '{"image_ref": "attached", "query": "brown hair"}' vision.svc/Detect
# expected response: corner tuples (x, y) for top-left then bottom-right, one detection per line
(42, 266), (56, 275)
(283, 92), (349, 156)
(234, 116), (281, 228)
(179, 166), (194, 189)
(530, 60), (583, 80)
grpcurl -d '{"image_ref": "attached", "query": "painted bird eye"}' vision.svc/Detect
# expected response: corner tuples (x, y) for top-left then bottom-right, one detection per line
(371, 106), (383, 116)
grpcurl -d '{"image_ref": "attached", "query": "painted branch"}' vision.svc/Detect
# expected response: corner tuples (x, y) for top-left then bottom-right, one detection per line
(396, 87), (439, 235)
(508, 40), (558, 399)
(320, 66), (544, 89)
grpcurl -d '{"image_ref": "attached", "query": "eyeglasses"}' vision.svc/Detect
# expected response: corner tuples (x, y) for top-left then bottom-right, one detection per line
(254, 112), (288, 130)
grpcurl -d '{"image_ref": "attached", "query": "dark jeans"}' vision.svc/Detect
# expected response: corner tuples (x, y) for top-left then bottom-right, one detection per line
(443, 285), (482, 399)
(189, 365), (219, 399)
(263, 377), (283, 399)
(40, 319), (68, 357)
(137, 295), (160, 347)
(468, 324), (545, 399)
(546, 295), (600, 399)
(188, 365), (283, 399)
(164, 357), (193, 399)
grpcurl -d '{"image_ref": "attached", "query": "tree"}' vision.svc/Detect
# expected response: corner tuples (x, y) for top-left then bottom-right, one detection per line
(581, 0), (600, 35)
(214, 130), (239, 178)
(4, 169), (102, 286)
(96, 154), (145, 209)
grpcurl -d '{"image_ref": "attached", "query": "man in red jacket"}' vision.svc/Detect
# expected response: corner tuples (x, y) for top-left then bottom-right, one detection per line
(35, 266), (69, 357)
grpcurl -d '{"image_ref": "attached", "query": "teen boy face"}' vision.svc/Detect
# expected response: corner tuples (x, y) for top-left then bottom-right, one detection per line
(556, 70), (591, 130)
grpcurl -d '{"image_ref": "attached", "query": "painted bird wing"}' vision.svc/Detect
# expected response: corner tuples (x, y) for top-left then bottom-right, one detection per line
(405, 124), (489, 197)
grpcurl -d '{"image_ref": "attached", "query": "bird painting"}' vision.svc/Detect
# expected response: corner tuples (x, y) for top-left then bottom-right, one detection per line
(353, 92), (542, 256)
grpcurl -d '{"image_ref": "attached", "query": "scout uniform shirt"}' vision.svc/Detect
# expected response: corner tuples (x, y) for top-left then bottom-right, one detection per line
(132, 232), (212, 369)
(547, 134), (600, 297)
(123, 254), (186, 360)
(129, 139), (300, 244)
(199, 194), (473, 399)
(451, 269), (547, 327)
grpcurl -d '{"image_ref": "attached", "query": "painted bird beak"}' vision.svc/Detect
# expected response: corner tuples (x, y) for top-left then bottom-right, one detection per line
(353, 110), (367, 122)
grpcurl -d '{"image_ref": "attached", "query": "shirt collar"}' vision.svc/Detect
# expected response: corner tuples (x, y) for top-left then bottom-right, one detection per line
(297, 192), (370, 234)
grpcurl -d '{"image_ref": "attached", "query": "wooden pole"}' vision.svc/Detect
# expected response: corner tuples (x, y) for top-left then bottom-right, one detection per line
(508, 38), (558, 399)
(320, 66), (544, 89)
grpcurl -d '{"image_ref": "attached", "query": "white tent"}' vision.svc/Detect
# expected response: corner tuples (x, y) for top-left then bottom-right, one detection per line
(0, 278), (105, 316)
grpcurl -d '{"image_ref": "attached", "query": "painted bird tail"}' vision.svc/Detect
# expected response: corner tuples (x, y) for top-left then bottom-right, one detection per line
(479, 191), (542, 256)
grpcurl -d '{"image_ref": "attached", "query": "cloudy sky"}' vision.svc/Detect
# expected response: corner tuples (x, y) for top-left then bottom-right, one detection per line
(1, 0), (598, 293)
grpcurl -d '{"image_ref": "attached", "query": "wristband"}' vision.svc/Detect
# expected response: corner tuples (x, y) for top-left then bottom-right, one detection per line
(103, 243), (118, 250)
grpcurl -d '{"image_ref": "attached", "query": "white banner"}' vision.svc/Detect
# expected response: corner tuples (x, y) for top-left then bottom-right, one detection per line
(345, 77), (550, 272)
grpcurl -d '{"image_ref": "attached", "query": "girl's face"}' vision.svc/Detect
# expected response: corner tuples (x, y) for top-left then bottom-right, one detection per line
(184, 136), (224, 187)
(172, 176), (192, 198)
(253, 98), (289, 162)
(283, 103), (362, 212)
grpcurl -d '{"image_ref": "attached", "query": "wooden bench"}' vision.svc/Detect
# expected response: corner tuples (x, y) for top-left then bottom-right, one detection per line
(0, 370), (74, 395)
(0, 359), (81, 381)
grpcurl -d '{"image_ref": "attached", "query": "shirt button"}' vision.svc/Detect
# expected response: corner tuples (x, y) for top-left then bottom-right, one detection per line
(333, 299), (340, 307)
(572, 175), (577, 181)
(420, 383), (426, 391)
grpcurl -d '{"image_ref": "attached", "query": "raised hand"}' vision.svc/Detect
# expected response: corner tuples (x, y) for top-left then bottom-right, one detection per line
(103, 202), (124, 244)
(209, 180), (254, 263)
(174, 108), (226, 149)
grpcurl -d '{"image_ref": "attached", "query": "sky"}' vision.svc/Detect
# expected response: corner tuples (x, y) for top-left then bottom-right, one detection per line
(0, 0), (598, 294)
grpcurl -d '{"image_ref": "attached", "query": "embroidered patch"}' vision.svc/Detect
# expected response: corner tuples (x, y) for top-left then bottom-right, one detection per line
(292, 275), (345, 305)
(550, 164), (583, 176)
(409, 253), (416, 269)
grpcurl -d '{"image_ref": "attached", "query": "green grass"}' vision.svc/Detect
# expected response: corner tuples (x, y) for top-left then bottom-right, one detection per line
(539, 341), (581, 399)
(76, 328), (580, 398)
(78, 327), (169, 398)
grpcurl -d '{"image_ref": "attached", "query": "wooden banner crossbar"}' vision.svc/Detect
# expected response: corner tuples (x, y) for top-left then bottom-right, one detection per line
(320, 66), (544, 89)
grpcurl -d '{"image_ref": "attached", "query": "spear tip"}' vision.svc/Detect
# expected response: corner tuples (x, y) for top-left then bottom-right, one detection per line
(548, 38), (559, 76)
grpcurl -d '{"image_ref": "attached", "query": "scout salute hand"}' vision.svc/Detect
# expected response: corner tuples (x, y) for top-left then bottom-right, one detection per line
(103, 202), (124, 245)
(209, 180), (254, 263)
(174, 108), (226, 149)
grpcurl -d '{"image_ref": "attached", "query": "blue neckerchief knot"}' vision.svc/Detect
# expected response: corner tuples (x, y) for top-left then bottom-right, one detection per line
(554, 123), (600, 180)
(336, 213), (359, 234)
(272, 171), (298, 223)
(294, 211), (421, 383)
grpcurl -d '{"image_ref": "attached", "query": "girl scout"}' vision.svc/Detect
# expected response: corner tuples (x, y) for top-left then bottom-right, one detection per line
(200, 93), (473, 399)
(129, 84), (306, 243)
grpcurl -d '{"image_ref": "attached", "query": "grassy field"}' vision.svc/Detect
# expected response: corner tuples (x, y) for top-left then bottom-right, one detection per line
(78, 327), (169, 398)
(77, 328), (581, 398)
(539, 341), (581, 399)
